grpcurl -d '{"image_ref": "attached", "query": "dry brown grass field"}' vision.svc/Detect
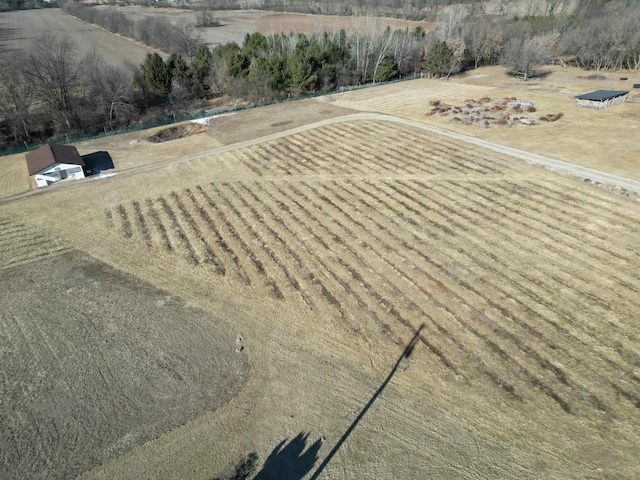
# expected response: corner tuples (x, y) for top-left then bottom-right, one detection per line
(1, 92), (640, 478)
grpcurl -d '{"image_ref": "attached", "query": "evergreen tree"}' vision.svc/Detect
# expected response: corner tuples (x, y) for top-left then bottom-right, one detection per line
(141, 53), (172, 93)
(422, 40), (454, 77)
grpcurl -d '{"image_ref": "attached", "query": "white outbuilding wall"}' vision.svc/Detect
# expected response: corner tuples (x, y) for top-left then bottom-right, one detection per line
(34, 163), (85, 188)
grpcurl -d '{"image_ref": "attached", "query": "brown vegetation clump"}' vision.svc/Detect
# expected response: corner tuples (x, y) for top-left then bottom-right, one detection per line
(539, 113), (564, 122)
(425, 97), (560, 129)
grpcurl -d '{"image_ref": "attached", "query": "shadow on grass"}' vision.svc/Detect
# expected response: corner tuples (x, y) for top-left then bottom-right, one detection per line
(254, 432), (322, 480)
(214, 323), (425, 480)
(309, 323), (425, 479)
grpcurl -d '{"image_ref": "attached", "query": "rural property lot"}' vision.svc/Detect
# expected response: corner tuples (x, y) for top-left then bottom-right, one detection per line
(331, 68), (640, 180)
(0, 9), (155, 66)
(2, 111), (640, 478)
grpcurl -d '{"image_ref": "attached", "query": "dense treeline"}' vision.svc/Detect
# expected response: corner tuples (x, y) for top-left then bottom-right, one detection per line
(2, 0), (640, 150)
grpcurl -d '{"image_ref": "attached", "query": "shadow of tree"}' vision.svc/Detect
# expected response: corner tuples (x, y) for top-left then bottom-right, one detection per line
(254, 432), (322, 480)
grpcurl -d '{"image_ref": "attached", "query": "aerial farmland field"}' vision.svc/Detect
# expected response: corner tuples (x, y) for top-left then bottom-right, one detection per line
(1, 92), (639, 478)
(0, 9), (155, 65)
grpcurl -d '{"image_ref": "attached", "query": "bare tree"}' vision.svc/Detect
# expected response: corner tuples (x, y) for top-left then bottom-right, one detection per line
(500, 37), (547, 80)
(171, 22), (202, 63)
(349, 17), (377, 83)
(372, 27), (397, 83)
(464, 21), (503, 68)
(195, 8), (220, 28)
(20, 34), (84, 131)
(83, 52), (136, 131)
(495, 0), (515, 16)
(0, 65), (33, 143)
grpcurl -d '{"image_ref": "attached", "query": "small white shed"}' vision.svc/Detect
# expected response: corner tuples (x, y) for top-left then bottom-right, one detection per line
(25, 144), (86, 188)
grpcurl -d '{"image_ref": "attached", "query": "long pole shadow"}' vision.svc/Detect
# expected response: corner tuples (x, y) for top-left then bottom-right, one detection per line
(309, 323), (425, 479)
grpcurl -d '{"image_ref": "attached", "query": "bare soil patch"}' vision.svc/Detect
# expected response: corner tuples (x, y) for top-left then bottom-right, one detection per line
(0, 237), (248, 480)
(148, 122), (208, 143)
(209, 99), (356, 145)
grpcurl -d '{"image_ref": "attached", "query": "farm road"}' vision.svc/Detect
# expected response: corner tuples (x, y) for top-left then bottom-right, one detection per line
(3, 112), (639, 204)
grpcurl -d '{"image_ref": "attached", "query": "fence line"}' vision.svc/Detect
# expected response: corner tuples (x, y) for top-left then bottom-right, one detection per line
(0, 75), (420, 157)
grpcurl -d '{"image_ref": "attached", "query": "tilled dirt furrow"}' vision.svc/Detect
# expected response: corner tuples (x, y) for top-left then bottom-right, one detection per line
(234, 182), (324, 311)
(349, 122), (496, 176)
(311, 179), (541, 400)
(343, 180), (584, 405)
(408, 180), (640, 408)
(0, 225), (43, 240)
(2, 246), (73, 270)
(131, 201), (153, 248)
(527, 177), (640, 230)
(272, 181), (427, 342)
(155, 196), (199, 266)
(301, 180), (526, 382)
(392, 127), (516, 173)
(471, 181), (640, 310)
(143, 199), (173, 253)
(256, 142), (306, 176)
(332, 179), (603, 413)
(482, 178), (640, 269)
(184, 187), (251, 286)
(263, 181), (394, 337)
(168, 192), (225, 274)
(387, 180), (635, 412)
(1, 235), (59, 257)
(0, 231), (50, 250)
(317, 125), (407, 174)
(279, 135), (334, 173)
(441, 181), (640, 337)
(234, 148), (265, 177)
(206, 183), (283, 299)
(222, 182), (311, 305)
(270, 138), (321, 174)
(300, 180), (536, 386)
(114, 204), (133, 239)
(300, 129), (380, 176)
(512, 179), (640, 264)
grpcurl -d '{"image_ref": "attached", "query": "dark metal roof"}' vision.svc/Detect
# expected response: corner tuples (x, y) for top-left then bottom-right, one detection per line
(575, 90), (629, 101)
(25, 144), (84, 176)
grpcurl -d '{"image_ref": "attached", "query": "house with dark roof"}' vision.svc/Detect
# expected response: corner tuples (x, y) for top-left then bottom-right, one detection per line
(25, 144), (86, 188)
(575, 90), (629, 109)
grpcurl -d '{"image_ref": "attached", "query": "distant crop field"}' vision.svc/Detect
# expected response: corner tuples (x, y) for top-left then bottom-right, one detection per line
(0, 9), (155, 65)
(88, 6), (435, 48)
